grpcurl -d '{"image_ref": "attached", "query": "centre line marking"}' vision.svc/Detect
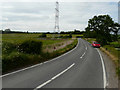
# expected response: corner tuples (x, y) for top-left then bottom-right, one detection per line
(80, 52), (86, 58)
(34, 63), (75, 89)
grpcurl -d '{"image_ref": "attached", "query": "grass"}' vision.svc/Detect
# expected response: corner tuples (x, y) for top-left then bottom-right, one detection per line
(2, 33), (78, 73)
(103, 45), (119, 58)
(2, 34), (64, 46)
(72, 34), (83, 38)
(46, 34), (83, 38)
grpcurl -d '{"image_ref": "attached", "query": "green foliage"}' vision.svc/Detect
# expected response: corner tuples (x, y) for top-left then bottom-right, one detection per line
(69, 33), (72, 38)
(2, 34), (77, 73)
(116, 67), (120, 77)
(118, 35), (120, 39)
(110, 42), (120, 48)
(2, 40), (42, 73)
(103, 45), (119, 58)
(18, 40), (42, 54)
(111, 23), (120, 41)
(60, 34), (72, 38)
(2, 52), (28, 72)
(84, 30), (96, 38)
(60, 30), (84, 34)
(2, 52), (44, 73)
(2, 42), (16, 54)
(96, 34), (108, 45)
(39, 33), (47, 38)
(85, 14), (120, 45)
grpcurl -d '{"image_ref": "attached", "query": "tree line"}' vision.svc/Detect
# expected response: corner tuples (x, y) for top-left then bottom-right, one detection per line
(1, 29), (85, 34)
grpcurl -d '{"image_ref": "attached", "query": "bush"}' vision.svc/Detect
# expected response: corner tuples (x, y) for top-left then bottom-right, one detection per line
(2, 38), (78, 73)
(39, 33), (46, 38)
(60, 35), (72, 38)
(2, 52), (29, 73)
(69, 33), (72, 38)
(110, 42), (120, 48)
(18, 40), (42, 54)
(2, 42), (16, 54)
(116, 67), (120, 77)
(76, 36), (83, 38)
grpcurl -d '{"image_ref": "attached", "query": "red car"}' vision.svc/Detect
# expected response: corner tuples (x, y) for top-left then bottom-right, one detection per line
(92, 41), (101, 48)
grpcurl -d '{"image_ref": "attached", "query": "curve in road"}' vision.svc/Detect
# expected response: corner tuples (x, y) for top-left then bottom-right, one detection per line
(2, 38), (106, 89)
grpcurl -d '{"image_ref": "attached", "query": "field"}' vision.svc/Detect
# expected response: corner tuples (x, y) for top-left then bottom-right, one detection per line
(47, 34), (83, 38)
(2, 34), (63, 45)
(2, 33), (78, 73)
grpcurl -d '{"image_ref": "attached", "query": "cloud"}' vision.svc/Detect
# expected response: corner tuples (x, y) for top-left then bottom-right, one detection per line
(2, 12), (50, 21)
(1, 2), (118, 32)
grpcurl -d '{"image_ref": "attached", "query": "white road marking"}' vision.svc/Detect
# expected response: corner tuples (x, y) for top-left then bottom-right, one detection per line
(80, 52), (86, 58)
(86, 46), (87, 50)
(1, 39), (80, 78)
(96, 49), (107, 88)
(0, 63), (43, 78)
(34, 63), (75, 89)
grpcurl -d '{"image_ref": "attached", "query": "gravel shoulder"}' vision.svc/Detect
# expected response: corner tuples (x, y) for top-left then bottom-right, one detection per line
(99, 49), (118, 88)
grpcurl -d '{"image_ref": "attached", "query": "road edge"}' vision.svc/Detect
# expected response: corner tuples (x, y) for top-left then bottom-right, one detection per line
(97, 49), (107, 88)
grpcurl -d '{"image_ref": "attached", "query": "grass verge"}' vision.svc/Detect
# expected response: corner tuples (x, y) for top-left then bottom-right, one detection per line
(2, 38), (78, 74)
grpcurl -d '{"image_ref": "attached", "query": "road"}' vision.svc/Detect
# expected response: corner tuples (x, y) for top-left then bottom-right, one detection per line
(2, 38), (106, 89)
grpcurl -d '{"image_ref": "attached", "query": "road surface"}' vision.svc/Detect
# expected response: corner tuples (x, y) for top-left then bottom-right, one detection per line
(2, 38), (106, 89)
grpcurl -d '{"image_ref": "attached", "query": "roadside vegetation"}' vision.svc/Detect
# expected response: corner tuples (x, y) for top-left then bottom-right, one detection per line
(83, 14), (120, 77)
(2, 33), (78, 74)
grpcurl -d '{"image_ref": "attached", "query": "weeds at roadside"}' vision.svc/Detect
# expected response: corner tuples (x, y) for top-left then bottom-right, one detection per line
(2, 38), (77, 74)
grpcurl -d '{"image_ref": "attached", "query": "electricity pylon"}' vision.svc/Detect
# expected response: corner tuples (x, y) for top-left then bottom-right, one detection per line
(54, 1), (60, 38)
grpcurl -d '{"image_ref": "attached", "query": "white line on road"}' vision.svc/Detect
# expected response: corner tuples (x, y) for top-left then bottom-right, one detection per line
(96, 49), (107, 88)
(34, 63), (75, 89)
(86, 46), (87, 50)
(80, 52), (86, 58)
(0, 63), (43, 78)
(80, 39), (87, 51)
(0, 39), (80, 78)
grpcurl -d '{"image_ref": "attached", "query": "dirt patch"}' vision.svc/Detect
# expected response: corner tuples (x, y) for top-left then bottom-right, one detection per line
(43, 39), (74, 53)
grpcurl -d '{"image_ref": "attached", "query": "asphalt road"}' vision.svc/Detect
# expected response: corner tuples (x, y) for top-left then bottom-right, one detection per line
(2, 38), (105, 89)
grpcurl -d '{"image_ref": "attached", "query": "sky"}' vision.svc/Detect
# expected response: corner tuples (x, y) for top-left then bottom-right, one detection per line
(0, 0), (119, 32)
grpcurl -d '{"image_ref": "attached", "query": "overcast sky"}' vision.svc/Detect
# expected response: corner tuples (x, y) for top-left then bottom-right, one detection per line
(0, 1), (119, 32)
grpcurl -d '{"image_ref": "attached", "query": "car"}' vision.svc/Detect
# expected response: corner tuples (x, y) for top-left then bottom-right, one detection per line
(92, 41), (101, 48)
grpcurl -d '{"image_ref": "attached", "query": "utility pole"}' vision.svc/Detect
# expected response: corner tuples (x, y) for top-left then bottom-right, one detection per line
(54, 1), (60, 38)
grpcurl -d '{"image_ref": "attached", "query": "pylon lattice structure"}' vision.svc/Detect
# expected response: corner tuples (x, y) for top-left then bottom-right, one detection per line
(54, 1), (60, 36)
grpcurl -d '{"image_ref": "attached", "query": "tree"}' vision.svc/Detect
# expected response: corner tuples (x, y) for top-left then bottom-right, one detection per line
(69, 33), (72, 38)
(5, 29), (11, 32)
(84, 27), (96, 38)
(111, 23), (120, 41)
(72, 29), (81, 34)
(85, 15), (115, 45)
